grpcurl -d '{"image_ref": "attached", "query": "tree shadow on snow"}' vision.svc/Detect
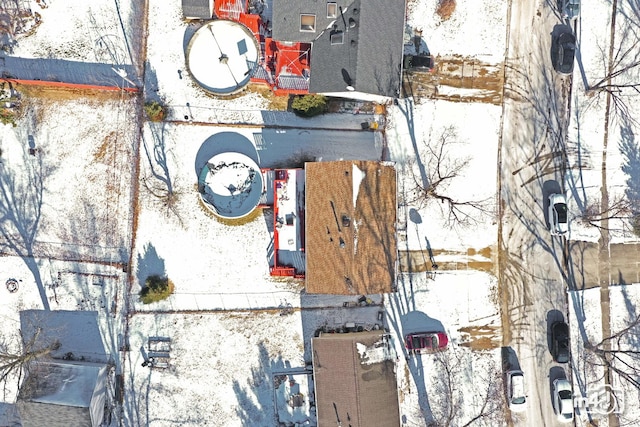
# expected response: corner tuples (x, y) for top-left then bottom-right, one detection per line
(136, 243), (166, 289)
(194, 132), (260, 178)
(620, 121), (640, 214)
(0, 139), (53, 310)
(232, 341), (286, 426)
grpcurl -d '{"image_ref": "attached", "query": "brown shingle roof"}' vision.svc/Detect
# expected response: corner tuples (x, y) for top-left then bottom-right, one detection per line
(312, 331), (400, 427)
(305, 161), (397, 294)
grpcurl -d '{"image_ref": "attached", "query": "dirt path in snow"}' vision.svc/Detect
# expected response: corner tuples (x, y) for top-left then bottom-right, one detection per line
(402, 55), (504, 105)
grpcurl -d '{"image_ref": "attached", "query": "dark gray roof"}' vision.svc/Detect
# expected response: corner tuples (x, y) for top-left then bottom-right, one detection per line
(182, 0), (213, 19)
(272, 0), (406, 97)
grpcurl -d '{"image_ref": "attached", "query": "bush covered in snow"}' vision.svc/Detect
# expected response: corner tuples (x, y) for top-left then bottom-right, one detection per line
(140, 275), (174, 304)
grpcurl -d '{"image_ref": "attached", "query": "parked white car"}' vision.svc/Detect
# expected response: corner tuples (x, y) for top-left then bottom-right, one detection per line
(548, 193), (569, 235)
(552, 378), (574, 423)
(506, 370), (527, 412)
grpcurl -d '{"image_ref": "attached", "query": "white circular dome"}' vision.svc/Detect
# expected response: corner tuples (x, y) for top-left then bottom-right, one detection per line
(186, 20), (260, 95)
(198, 152), (263, 219)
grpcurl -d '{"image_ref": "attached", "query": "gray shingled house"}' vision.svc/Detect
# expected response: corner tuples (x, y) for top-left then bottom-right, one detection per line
(271, 0), (406, 100)
(182, 0), (214, 20)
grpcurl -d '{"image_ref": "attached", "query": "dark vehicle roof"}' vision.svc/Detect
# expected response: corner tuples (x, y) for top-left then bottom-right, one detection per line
(404, 55), (433, 70)
(553, 321), (569, 336)
(556, 30), (576, 74)
(553, 202), (568, 223)
(552, 322), (570, 362)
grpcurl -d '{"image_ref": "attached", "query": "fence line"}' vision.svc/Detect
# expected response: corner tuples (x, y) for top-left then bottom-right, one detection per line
(0, 77), (140, 93)
(129, 290), (383, 313)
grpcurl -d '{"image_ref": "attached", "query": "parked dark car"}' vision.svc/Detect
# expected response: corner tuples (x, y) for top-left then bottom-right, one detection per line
(553, 29), (576, 75)
(404, 331), (448, 354)
(403, 54), (434, 71)
(551, 321), (570, 363)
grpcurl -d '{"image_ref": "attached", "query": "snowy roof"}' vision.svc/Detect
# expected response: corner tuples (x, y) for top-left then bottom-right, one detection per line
(312, 331), (399, 427)
(271, 0), (405, 97)
(198, 151), (263, 218)
(17, 360), (107, 427)
(304, 160), (397, 294)
(186, 20), (260, 95)
(181, 0), (213, 19)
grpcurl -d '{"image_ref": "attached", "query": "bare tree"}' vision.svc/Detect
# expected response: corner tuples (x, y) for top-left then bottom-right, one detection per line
(585, 314), (640, 389)
(408, 126), (494, 228)
(579, 195), (634, 230)
(141, 122), (184, 226)
(0, 327), (60, 400)
(580, 313), (640, 425)
(586, 14), (640, 127)
(428, 348), (505, 427)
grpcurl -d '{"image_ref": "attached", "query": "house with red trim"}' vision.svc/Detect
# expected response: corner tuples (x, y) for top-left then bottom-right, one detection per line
(205, 0), (406, 100)
(269, 161), (398, 295)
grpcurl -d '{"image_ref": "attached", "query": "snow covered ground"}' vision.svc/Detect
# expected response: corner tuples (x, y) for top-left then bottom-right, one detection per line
(0, 0), (639, 426)
(569, 284), (640, 426)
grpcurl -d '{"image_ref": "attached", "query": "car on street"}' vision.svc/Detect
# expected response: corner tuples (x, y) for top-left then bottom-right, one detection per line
(506, 369), (527, 412)
(560, 0), (580, 21)
(548, 193), (569, 235)
(403, 54), (434, 71)
(404, 331), (448, 354)
(553, 29), (576, 75)
(551, 321), (570, 363)
(552, 378), (574, 422)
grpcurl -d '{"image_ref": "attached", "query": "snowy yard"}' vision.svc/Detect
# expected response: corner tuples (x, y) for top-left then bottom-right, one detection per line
(0, 0), (638, 426)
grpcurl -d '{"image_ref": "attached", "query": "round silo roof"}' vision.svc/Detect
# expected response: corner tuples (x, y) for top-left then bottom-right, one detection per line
(198, 152), (263, 219)
(186, 20), (260, 95)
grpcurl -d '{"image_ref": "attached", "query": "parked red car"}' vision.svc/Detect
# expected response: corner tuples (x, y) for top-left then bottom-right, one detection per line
(404, 332), (448, 354)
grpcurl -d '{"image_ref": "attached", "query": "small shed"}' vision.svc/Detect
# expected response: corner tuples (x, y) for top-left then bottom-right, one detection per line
(17, 360), (108, 427)
(182, 0), (214, 20)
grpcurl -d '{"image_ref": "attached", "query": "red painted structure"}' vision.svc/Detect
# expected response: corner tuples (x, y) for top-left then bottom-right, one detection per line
(269, 169), (305, 278)
(215, 0), (311, 95)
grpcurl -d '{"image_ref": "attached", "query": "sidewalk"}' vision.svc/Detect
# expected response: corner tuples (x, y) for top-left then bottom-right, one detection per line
(167, 105), (384, 131)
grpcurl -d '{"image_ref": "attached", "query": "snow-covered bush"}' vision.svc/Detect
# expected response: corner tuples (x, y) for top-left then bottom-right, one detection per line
(140, 275), (174, 304)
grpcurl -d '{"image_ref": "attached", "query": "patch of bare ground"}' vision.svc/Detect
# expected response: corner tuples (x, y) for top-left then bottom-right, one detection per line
(399, 364), (412, 403)
(399, 246), (496, 274)
(458, 325), (501, 350)
(17, 83), (129, 102)
(246, 83), (289, 110)
(436, 0), (457, 21)
(402, 55), (504, 104)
